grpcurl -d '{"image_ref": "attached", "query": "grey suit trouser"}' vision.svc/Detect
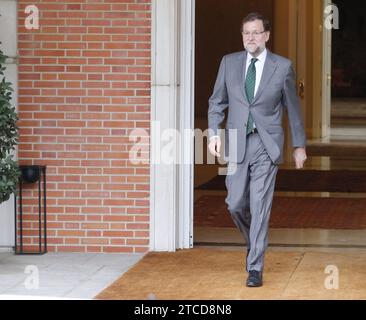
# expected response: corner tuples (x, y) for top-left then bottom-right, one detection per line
(225, 132), (278, 272)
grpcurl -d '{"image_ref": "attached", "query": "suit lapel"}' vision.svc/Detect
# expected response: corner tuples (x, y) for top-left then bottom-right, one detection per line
(252, 50), (278, 104)
(240, 51), (249, 105)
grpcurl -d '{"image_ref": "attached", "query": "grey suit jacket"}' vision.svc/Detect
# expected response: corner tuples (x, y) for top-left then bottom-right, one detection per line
(208, 50), (306, 164)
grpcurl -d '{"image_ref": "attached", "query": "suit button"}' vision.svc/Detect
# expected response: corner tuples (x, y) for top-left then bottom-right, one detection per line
(244, 123), (247, 127)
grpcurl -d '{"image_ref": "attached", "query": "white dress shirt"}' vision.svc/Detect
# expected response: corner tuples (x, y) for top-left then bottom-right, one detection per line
(246, 49), (267, 130)
(246, 48), (267, 98)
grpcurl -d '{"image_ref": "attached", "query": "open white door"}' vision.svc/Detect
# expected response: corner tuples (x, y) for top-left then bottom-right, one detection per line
(0, 0), (18, 250)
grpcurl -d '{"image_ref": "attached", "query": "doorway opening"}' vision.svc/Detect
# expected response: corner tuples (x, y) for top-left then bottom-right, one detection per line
(331, 0), (366, 139)
(192, 0), (366, 250)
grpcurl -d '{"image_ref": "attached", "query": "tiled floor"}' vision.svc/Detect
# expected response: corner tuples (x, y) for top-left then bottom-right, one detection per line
(0, 252), (144, 299)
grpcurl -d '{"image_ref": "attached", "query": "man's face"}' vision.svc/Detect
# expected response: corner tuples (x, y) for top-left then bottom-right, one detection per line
(242, 19), (270, 56)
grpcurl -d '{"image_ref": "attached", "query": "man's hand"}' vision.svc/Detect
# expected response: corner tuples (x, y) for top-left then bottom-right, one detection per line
(293, 147), (307, 169)
(208, 136), (221, 158)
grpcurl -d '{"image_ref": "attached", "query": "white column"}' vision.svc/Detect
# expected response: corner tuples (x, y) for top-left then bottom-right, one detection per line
(150, 0), (180, 251)
(150, 0), (195, 251)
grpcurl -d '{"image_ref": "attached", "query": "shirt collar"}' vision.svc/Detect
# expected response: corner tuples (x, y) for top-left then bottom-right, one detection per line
(247, 48), (267, 64)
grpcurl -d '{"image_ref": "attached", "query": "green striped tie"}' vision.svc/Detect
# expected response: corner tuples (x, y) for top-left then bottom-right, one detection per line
(245, 58), (258, 134)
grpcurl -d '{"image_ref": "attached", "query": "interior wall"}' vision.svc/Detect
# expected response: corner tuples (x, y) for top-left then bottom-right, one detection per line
(194, 0), (274, 118)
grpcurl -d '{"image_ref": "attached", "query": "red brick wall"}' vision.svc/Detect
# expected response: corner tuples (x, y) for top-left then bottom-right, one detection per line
(17, 0), (151, 253)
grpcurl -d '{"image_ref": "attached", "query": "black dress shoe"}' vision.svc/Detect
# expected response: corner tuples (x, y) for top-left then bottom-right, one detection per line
(246, 270), (263, 287)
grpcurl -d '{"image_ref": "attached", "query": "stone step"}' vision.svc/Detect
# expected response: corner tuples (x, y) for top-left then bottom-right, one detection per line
(196, 169), (366, 193)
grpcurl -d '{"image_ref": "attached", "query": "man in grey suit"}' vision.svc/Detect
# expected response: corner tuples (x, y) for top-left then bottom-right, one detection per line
(208, 12), (307, 287)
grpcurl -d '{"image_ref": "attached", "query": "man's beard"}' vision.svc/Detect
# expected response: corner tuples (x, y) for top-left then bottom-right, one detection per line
(245, 44), (264, 56)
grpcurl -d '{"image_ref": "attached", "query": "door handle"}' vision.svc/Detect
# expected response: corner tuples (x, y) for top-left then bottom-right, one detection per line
(298, 80), (305, 98)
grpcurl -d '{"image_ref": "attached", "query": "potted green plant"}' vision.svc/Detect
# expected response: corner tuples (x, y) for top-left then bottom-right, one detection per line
(0, 43), (20, 204)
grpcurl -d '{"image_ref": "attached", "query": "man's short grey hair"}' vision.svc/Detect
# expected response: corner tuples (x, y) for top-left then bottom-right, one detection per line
(240, 12), (271, 33)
